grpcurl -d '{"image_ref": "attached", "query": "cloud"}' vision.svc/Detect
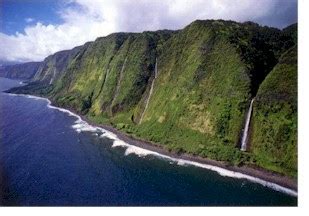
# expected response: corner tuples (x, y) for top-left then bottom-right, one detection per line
(25, 17), (35, 23)
(0, 0), (297, 62)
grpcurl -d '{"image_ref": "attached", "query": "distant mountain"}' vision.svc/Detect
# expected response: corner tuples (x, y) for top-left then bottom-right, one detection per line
(6, 20), (297, 177)
(0, 60), (20, 67)
(0, 62), (41, 79)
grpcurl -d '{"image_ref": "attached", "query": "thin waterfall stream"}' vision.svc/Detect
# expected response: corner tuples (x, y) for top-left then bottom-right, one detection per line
(49, 69), (56, 85)
(111, 57), (128, 108)
(139, 58), (158, 124)
(240, 98), (255, 151)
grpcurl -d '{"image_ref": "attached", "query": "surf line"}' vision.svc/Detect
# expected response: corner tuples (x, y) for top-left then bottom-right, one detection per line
(6, 92), (298, 197)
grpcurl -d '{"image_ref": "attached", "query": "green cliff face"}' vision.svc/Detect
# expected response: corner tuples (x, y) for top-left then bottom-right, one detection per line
(33, 46), (83, 84)
(7, 20), (297, 177)
(251, 46), (297, 177)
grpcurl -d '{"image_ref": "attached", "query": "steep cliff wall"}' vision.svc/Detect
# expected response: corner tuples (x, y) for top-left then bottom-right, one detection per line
(251, 46), (297, 177)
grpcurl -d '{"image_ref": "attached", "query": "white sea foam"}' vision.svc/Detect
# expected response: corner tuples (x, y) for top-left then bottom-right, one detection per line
(7, 93), (48, 101)
(177, 160), (187, 166)
(124, 145), (155, 157)
(72, 122), (98, 133)
(112, 139), (127, 147)
(100, 130), (118, 140)
(6, 92), (298, 197)
(112, 139), (161, 158)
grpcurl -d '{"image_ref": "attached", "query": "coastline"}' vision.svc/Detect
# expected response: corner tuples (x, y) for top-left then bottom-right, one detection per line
(83, 117), (298, 195)
(5, 92), (298, 197)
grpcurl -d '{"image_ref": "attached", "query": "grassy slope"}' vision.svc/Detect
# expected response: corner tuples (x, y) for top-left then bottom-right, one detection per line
(251, 46), (297, 177)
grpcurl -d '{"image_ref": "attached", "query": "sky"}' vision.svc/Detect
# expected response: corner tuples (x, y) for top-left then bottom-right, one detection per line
(0, 0), (298, 63)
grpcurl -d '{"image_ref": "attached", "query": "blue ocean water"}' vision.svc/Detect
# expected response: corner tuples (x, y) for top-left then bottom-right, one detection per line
(0, 78), (297, 206)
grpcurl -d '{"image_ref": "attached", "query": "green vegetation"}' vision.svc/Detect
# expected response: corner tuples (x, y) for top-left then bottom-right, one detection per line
(251, 46), (297, 177)
(7, 20), (297, 177)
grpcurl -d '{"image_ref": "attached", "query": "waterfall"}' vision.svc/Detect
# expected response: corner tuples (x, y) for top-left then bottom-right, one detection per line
(49, 70), (56, 85)
(111, 57), (128, 107)
(41, 69), (48, 81)
(139, 58), (158, 124)
(240, 98), (255, 151)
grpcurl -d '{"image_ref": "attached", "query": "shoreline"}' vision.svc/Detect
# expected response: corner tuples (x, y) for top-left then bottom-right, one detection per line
(5, 92), (298, 197)
(83, 117), (298, 194)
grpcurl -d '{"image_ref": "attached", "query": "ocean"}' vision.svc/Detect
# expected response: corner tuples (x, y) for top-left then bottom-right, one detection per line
(0, 77), (297, 206)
